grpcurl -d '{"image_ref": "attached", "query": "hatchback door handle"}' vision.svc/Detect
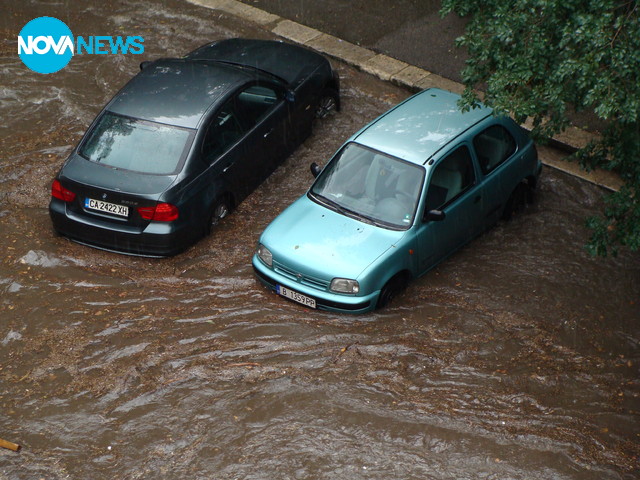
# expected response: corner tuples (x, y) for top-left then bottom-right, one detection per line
(263, 129), (273, 138)
(222, 162), (234, 173)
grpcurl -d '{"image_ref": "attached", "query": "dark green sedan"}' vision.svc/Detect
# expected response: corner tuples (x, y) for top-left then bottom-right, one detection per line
(49, 38), (340, 256)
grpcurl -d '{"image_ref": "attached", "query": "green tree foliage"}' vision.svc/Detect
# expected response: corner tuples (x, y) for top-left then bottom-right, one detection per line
(440, 0), (640, 255)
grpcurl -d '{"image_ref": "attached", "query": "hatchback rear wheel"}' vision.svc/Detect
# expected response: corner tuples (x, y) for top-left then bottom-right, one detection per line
(502, 182), (533, 221)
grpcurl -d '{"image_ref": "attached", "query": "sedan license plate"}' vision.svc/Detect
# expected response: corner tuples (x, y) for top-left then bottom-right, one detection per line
(276, 285), (316, 309)
(84, 197), (129, 217)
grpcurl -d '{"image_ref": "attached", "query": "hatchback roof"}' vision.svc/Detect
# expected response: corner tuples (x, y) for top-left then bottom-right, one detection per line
(107, 59), (252, 129)
(353, 88), (493, 165)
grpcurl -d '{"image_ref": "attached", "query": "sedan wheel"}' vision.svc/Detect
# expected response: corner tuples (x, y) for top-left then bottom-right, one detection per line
(315, 90), (338, 119)
(206, 198), (231, 235)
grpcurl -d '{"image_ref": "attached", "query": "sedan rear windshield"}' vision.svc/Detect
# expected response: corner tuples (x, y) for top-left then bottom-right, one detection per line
(79, 112), (193, 175)
(310, 143), (425, 230)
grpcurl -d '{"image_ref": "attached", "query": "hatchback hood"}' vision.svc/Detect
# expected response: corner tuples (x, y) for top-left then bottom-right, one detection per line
(60, 153), (177, 196)
(261, 195), (406, 281)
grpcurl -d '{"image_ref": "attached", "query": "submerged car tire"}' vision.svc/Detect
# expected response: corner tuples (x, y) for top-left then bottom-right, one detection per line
(377, 273), (410, 309)
(502, 182), (532, 221)
(206, 197), (232, 235)
(315, 89), (339, 119)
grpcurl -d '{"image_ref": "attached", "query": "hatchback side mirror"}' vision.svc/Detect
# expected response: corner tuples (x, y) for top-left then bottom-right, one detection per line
(285, 90), (296, 103)
(424, 209), (445, 222)
(310, 162), (322, 178)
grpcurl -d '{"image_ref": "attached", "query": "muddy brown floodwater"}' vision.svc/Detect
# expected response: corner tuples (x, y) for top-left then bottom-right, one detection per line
(1, 1), (639, 479)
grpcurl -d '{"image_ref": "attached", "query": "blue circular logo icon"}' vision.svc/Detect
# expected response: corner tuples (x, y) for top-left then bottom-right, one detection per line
(18, 17), (74, 74)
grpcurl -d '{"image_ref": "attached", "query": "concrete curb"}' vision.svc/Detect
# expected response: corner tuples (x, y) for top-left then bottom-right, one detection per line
(185, 0), (621, 191)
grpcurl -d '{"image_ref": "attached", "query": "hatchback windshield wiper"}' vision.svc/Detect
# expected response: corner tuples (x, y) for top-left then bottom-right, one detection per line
(309, 191), (406, 231)
(309, 192), (378, 226)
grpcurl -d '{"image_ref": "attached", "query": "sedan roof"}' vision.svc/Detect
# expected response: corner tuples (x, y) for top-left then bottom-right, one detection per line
(107, 59), (253, 129)
(186, 38), (326, 86)
(353, 88), (493, 165)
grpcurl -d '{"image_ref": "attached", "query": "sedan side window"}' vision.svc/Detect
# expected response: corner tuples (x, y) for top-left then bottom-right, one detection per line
(202, 99), (245, 162)
(425, 146), (475, 211)
(236, 85), (280, 129)
(473, 124), (516, 174)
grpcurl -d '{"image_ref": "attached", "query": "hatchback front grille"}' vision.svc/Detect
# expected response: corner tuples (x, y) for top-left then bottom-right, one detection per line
(273, 261), (330, 291)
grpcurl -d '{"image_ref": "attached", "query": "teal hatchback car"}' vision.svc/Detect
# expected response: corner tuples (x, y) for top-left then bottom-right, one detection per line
(253, 88), (541, 312)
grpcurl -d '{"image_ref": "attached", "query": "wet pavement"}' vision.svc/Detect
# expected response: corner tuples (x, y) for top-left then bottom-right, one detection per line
(238, 0), (468, 83)
(1, 1), (639, 479)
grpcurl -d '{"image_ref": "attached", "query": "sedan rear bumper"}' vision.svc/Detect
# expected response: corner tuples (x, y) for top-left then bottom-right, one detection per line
(49, 199), (194, 257)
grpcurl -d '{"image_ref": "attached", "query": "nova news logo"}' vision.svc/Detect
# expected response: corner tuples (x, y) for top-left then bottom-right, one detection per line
(18, 16), (145, 74)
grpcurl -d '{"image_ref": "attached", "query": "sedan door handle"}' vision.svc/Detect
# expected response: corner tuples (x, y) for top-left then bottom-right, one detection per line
(222, 162), (234, 173)
(263, 129), (273, 138)
(474, 195), (481, 204)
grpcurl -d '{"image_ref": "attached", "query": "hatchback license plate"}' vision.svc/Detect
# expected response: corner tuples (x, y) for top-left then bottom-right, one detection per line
(85, 197), (129, 217)
(276, 285), (316, 309)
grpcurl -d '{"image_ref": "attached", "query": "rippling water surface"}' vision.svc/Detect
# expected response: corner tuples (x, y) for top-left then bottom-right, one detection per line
(1, 1), (639, 479)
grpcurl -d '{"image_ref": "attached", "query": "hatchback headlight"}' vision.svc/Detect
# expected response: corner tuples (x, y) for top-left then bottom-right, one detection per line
(330, 278), (359, 294)
(257, 244), (273, 267)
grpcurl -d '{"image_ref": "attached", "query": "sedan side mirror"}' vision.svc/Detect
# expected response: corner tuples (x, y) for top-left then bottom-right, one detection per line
(310, 162), (322, 178)
(285, 90), (296, 103)
(424, 209), (445, 222)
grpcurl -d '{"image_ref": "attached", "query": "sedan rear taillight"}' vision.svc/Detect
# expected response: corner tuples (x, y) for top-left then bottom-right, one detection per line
(137, 203), (179, 222)
(51, 179), (76, 202)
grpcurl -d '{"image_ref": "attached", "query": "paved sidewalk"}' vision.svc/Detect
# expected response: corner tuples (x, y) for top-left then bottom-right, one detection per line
(186, 0), (621, 191)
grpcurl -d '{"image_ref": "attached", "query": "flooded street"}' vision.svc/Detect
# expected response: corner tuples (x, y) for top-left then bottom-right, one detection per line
(1, 1), (639, 478)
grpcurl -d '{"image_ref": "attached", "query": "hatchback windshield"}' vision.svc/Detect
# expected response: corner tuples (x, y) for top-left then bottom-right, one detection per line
(79, 112), (192, 174)
(310, 143), (425, 229)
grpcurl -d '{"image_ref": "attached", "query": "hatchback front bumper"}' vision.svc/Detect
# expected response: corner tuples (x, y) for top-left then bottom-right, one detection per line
(252, 255), (378, 313)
